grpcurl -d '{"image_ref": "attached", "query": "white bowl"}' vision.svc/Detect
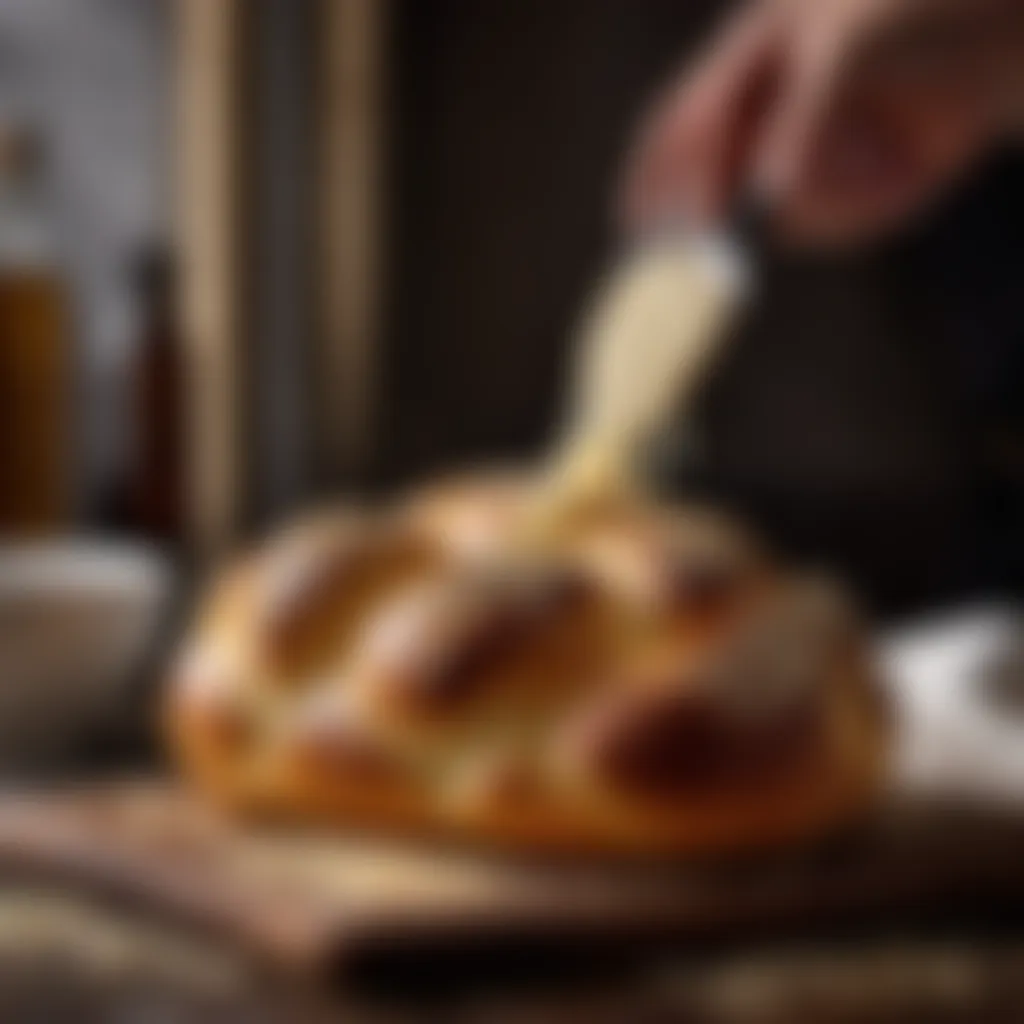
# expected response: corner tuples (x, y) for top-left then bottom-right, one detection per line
(0, 542), (172, 767)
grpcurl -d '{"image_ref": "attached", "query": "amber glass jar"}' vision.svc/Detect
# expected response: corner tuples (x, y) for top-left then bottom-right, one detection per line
(0, 126), (70, 535)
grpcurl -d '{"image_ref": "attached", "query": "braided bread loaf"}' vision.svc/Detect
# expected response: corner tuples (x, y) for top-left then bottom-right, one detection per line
(166, 474), (887, 856)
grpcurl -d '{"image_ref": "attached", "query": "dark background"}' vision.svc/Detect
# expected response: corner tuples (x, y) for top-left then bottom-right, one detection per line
(382, 0), (1024, 616)
(4, 0), (1022, 617)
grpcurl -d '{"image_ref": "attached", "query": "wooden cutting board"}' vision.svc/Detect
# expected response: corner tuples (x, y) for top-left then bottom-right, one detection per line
(0, 781), (1022, 983)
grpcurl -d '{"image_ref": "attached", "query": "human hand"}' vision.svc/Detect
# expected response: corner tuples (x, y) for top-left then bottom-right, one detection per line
(620, 0), (1024, 246)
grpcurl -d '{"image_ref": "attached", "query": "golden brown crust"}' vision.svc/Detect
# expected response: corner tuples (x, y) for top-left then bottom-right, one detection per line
(345, 566), (616, 736)
(165, 477), (888, 858)
(254, 511), (437, 677)
(402, 471), (531, 565)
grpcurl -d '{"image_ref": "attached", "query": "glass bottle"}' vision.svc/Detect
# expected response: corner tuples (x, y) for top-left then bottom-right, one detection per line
(126, 247), (185, 548)
(0, 124), (70, 535)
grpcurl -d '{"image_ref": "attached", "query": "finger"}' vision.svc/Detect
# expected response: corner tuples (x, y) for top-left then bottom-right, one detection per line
(787, 79), (991, 246)
(672, 5), (783, 222)
(617, 97), (693, 230)
(760, 2), (996, 247)
(621, 93), (701, 229)
(753, 21), (849, 207)
(618, 3), (781, 232)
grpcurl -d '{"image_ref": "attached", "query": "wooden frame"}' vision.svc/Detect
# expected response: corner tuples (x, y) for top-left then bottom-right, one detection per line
(316, 0), (388, 487)
(176, 0), (249, 554)
(177, 0), (388, 552)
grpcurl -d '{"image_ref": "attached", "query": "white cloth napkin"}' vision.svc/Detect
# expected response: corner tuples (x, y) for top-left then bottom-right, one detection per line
(881, 605), (1024, 804)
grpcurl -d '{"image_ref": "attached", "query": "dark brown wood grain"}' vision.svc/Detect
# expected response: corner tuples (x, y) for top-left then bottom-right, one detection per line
(1, 782), (1023, 983)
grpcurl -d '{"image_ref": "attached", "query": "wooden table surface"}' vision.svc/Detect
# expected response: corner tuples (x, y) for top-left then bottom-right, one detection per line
(3, 781), (1024, 1021)
(1, 889), (1024, 1023)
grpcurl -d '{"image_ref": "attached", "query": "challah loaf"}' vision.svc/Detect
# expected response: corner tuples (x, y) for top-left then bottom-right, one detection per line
(166, 477), (886, 856)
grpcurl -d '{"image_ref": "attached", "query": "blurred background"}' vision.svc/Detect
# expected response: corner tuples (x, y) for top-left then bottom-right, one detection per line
(0, 2), (1023, 1017)
(1, 0), (1022, 620)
